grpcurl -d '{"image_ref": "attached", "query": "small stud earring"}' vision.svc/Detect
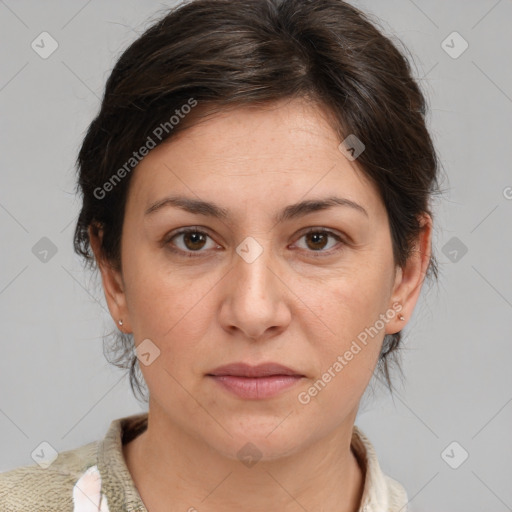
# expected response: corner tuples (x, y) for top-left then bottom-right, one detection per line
(118, 319), (123, 326)
(398, 313), (405, 321)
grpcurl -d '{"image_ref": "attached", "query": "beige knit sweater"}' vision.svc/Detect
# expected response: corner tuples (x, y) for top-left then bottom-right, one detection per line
(0, 413), (408, 511)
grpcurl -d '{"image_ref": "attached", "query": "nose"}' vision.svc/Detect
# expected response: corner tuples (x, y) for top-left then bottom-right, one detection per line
(218, 240), (292, 341)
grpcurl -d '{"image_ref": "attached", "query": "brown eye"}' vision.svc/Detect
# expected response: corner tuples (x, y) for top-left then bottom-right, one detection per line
(304, 232), (330, 251)
(165, 228), (218, 256)
(294, 229), (344, 257)
(181, 231), (208, 250)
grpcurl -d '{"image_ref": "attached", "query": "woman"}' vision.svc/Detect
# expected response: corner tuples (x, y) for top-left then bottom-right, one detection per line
(0, 0), (440, 510)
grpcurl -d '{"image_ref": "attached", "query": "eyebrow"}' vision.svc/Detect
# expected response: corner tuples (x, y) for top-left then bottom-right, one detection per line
(144, 194), (369, 222)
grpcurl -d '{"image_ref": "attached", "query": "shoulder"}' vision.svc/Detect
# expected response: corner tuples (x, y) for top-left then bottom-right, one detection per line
(0, 440), (99, 512)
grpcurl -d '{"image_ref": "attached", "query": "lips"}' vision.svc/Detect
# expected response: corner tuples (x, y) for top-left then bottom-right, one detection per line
(207, 362), (304, 378)
(206, 362), (305, 400)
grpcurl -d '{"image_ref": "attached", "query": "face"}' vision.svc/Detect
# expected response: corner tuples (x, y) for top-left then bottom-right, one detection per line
(92, 98), (431, 460)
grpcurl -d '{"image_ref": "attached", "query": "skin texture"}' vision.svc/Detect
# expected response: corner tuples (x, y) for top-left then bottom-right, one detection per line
(89, 97), (432, 512)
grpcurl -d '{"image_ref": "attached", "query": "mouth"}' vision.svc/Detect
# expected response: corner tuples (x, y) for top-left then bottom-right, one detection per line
(207, 362), (305, 378)
(206, 362), (305, 400)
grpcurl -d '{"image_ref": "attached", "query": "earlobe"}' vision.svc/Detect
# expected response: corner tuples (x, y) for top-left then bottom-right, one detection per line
(88, 225), (132, 332)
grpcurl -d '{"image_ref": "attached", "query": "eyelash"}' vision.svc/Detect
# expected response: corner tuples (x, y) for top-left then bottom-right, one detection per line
(164, 227), (346, 259)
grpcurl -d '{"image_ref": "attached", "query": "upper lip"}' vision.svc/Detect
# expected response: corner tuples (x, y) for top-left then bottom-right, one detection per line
(207, 362), (304, 378)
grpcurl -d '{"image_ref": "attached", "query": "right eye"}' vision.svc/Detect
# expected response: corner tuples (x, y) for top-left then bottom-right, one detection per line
(165, 228), (221, 257)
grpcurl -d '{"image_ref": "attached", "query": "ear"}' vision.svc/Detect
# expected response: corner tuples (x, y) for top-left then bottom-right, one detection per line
(88, 225), (132, 333)
(385, 213), (433, 335)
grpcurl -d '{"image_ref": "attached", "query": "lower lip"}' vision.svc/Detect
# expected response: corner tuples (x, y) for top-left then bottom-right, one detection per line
(208, 375), (304, 399)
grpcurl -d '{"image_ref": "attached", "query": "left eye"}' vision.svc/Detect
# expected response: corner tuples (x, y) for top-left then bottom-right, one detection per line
(294, 229), (343, 255)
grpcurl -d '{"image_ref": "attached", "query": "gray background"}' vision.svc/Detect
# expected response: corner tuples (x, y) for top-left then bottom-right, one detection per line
(1, 1), (511, 510)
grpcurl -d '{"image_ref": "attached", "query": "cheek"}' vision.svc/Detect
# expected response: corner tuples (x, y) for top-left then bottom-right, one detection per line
(302, 284), (384, 415)
(122, 248), (220, 363)
(307, 262), (392, 378)
(322, 268), (390, 334)
(127, 270), (209, 338)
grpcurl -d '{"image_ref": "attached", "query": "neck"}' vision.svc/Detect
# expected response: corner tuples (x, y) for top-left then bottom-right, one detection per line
(124, 407), (364, 512)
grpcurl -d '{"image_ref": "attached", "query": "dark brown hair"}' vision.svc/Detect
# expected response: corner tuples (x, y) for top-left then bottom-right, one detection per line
(73, 0), (443, 402)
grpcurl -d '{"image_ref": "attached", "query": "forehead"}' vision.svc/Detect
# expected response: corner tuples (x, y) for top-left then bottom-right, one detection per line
(126, 98), (382, 220)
